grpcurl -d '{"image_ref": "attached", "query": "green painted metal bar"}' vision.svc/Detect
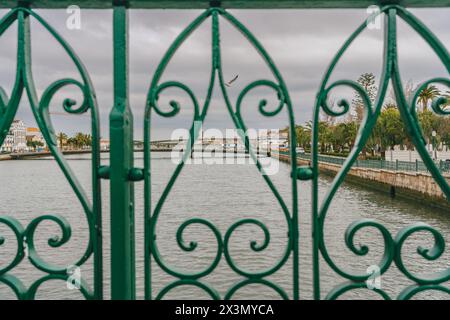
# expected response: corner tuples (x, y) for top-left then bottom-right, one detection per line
(1, 0), (450, 8)
(311, 4), (449, 300)
(143, 6), (298, 300)
(109, 3), (136, 300)
(0, 4), (103, 299)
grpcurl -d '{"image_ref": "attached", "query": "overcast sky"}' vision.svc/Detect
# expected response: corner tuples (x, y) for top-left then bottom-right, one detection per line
(0, 7), (448, 140)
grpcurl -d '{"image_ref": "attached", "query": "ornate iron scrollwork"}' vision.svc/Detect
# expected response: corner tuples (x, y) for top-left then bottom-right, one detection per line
(144, 7), (298, 300)
(312, 6), (449, 300)
(0, 8), (102, 300)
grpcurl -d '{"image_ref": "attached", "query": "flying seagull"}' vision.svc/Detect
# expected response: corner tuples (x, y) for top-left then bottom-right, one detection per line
(225, 74), (239, 87)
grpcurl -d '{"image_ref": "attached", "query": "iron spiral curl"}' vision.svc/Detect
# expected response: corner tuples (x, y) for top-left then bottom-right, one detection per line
(151, 218), (223, 280)
(313, 5), (450, 299)
(224, 278), (289, 300)
(25, 214), (73, 274)
(0, 216), (25, 275)
(0, 7), (102, 299)
(149, 81), (200, 118)
(223, 218), (291, 279)
(410, 78), (450, 115)
(145, 7), (297, 300)
(326, 281), (392, 300)
(394, 223), (450, 285)
(156, 279), (221, 300)
(321, 80), (373, 117)
(236, 80), (286, 118)
(398, 284), (450, 300)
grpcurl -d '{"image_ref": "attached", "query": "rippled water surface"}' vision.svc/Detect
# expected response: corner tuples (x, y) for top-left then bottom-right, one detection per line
(0, 153), (449, 300)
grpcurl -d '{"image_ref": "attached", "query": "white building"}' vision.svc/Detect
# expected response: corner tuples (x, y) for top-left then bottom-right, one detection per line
(1, 132), (14, 152)
(100, 139), (110, 151)
(10, 120), (27, 152)
(26, 127), (46, 151)
(255, 129), (289, 149)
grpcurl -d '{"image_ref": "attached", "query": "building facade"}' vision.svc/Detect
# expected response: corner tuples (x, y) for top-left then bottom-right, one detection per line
(1, 132), (14, 152)
(26, 127), (46, 151)
(100, 139), (110, 151)
(1, 120), (28, 152)
(11, 120), (27, 152)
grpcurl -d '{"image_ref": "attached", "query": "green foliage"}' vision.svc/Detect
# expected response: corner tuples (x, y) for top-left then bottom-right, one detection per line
(295, 120), (357, 154)
(289, 74), (450, 160)
(298, 107), (449, 160)
(26, 140), (44, 150)
(374, 107), (407, 151)
(352, 72), (377, 121)
(295, 124), (311, 150)
(57, 132), (92, 149)
(57, 132), (68, 149)
(419, 110), (450, 147)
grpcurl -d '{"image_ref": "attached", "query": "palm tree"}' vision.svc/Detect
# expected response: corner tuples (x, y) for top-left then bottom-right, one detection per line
(67, 137), (76, 149)
(57, 132), (68, 150)
(84, 134), (92, 149)
(72, 132), (92, 149)
(295, 125), (311, 150)
(417, 84), (440, 111)
(73, 132), (84, 149)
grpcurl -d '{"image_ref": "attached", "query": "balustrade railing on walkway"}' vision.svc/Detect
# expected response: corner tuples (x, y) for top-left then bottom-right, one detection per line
(280, 151), (450, 174)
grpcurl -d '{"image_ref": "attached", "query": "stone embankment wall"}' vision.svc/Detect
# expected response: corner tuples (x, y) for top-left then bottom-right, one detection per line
(275, 153), (450, 211)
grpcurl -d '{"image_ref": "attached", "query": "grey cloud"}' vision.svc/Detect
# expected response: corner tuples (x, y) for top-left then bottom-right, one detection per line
(0, 8), (448, 140)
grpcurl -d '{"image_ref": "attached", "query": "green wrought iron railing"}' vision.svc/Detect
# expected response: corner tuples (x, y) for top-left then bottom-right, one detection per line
(0, 0), (449, 300)
(0, 6), (102, 299)
(277, 150), (450, 173)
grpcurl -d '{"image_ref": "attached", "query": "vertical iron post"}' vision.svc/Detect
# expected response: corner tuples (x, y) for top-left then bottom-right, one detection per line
(110, 2), (135, 300)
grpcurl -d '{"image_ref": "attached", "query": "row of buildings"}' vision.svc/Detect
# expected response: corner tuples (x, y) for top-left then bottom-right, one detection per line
(1, 120), (46, 153)
(1, 122), (288, 153)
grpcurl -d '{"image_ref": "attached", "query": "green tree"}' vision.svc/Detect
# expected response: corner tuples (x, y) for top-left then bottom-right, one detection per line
(67, 137), (75, 149)
(418, 109), (450, 149)
(72, 132), (92, 149)
(374, 107), (407, 158)
(352, 73), (378, 122)
(317, 121), (332, 153)
(84, 134), (92, 147)
(57, 132), (68, 149)
(27, 140), (44, 151)
(439, 118), (450, 147)
(330, 123), (346, 153)
(343, 121), (358, 149)
(295, 124), (311, 150)
(417, 110), (434, 144)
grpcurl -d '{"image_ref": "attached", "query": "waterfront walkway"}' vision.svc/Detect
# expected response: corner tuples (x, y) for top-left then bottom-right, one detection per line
(297, 152), (450, 174)
(274, 150), (450, 210)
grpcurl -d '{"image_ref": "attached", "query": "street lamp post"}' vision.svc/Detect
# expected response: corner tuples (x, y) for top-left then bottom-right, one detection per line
(432, 130), (437, 160)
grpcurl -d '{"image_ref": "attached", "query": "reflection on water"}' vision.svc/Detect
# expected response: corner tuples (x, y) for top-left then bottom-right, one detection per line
(0, 153), (448, 300)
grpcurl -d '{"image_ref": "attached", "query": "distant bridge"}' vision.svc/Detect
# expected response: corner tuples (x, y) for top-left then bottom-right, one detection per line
(3, 140), (273, 160)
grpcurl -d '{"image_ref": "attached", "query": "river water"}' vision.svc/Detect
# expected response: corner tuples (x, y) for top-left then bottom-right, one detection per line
(0, 152), (449, 300)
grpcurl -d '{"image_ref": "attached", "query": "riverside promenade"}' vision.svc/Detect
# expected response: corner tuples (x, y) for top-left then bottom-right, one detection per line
(274, 150), (450, 210)
(0, 148), (171, 160)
